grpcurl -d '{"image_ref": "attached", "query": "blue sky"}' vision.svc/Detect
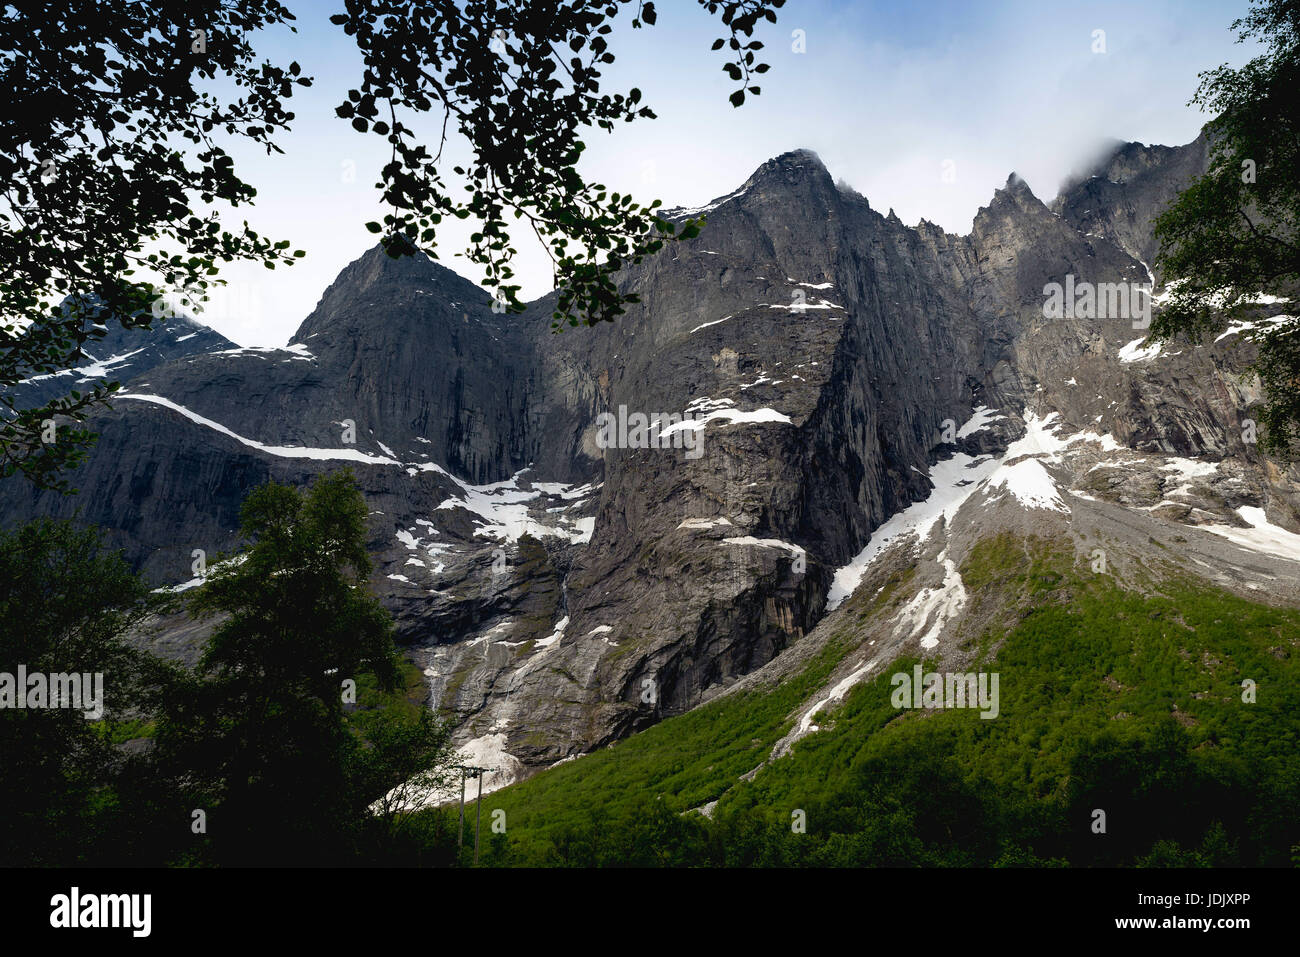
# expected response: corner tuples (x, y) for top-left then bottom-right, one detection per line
(198, 0), (1258, 345)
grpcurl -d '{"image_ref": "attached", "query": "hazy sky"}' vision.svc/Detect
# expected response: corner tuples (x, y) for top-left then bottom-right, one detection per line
(196, 0), (1258, 346)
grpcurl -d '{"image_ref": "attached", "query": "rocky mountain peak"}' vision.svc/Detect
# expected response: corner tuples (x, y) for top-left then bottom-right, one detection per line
(664, 147), (839, 222)
(7, 298), (234, 412)
(1086, 131), (1209, 187)
(291, 244), (493, 345)
(1049, 133), (1211, 269)
(743, 147), (835, 198)
(970, 170), (1055, 237)
(993, 171), (1039, 206)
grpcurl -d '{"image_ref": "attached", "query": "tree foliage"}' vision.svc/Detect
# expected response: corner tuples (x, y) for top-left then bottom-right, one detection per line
(1152, 0), (1300, 450)
(0, 474), (459, 865)
(156, 469), (434, 864)
(0, 518), (161, 865)
(331, 0), (785, 328)
(0, 1), (310, 489)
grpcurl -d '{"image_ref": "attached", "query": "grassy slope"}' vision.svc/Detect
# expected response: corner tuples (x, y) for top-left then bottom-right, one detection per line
(432, 534), (1300, 866)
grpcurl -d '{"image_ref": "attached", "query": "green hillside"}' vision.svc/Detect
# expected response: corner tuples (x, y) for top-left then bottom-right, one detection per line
(407, 535), (1300, 867)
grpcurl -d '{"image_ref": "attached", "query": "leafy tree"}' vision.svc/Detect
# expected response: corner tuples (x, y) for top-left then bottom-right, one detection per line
(1152, 0), (1300, 449)
(155, 469), (453, 864)
(0, 518), (162, 865)
(0, 1), (311, 489)
(0, 478), (458, 866)
(333, 0), (785, 329)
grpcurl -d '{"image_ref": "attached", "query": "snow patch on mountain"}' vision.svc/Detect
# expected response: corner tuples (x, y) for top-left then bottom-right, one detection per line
(793, 656), (881, 739)
(679, 516), (735, 530)
(957, 405), (1006, 438)
(827, 452), (1000, 610)
(118, 394), (402, 465)
(765, 299), (844, 312)
(1202, 507), (1300, 564)
(690, 315), (733, 334)
(214, 343), (315, 362)
(536, 616), (569, 649)
(18, 347), (147, 385)
(659, 398), (793, 436)
(434, 471), (596, 542)
(1214, 313), (1296, 343)
(378, 732), (525, 813)
(719, 536), (806, 558)
(891, 556), (968, 649)
(829, 409), (1124, 610)
(1118, 337), (1163, 363)
(986, 458), (1070, 512)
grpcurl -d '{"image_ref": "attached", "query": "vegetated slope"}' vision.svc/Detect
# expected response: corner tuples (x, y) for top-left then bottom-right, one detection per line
(450, 533), (1300, 867)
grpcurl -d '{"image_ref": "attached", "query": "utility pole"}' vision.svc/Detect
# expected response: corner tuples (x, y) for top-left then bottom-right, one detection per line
(451, 764), (495, 865)
(457, 768), (467, 850)
(474, 770), (484, 865)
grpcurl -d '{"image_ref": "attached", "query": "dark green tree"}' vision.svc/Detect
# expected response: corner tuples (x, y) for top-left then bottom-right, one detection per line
(351, 686), (458, 862)
(156, 469), (453, 864)
(1151, 0), (1300, 450)
(0, 518), (162, 865)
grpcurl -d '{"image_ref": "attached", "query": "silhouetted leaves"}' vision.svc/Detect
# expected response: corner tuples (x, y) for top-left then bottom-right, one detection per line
(330, 0), (784, 329)
(0, 1), (311, 489)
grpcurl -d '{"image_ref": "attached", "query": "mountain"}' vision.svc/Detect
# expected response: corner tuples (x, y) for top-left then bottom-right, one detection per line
(1049, 132), (1212, 275)
(7, 309), (235, 411)
(2, 136), (1298, 800)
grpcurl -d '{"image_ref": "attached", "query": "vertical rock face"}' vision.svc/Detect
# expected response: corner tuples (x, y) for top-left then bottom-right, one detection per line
(3, 134), (1296, 778)
(284, 247), (541, 485)
(1049, 132), (1211, 272)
